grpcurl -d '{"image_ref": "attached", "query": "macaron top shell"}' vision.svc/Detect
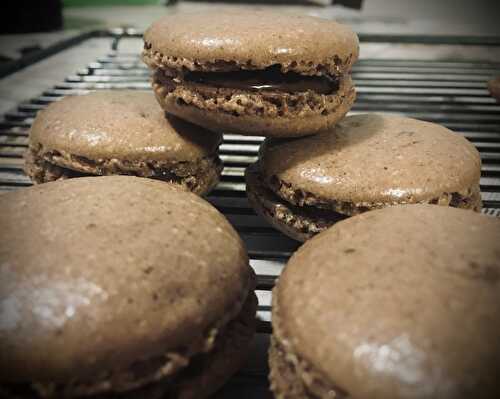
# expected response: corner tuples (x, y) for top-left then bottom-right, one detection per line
(144, 11), (359, 75)
(260, 114), (481, 204)
(29, 90), (222, 161)
(276, 205), (500, 399)
(0, 176), (251, 382)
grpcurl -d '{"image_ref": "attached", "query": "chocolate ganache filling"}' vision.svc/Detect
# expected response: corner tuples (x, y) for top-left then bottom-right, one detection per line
(183, 65), (339, 94)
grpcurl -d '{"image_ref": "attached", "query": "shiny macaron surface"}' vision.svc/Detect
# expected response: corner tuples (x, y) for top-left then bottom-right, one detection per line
(272, 204), (500, 399)
(0, 176), (253, 385)
(29, 90), (221, 162)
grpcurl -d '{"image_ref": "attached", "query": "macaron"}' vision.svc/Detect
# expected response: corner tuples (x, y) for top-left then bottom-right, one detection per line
(270, 204), (500, 399)
(25, 90), (223, 195)
(0, 176), (257, 398)
(143, 11), (358, 137)
(246, 113), (482, 241)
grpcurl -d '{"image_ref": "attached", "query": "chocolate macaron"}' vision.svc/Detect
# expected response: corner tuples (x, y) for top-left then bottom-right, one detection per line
(25, 91), (222, 195)
(270, 204), (500, 399)
(246, 114), (482, 241)
(0, 176), (257, 398)
(143, 11), (358, 137)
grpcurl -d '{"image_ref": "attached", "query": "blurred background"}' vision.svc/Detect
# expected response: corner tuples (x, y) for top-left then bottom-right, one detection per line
(0, 0), (498, 78)
(0, 1), (497, 81)
(1, 0), (499, 115)
(0, 0), (499, 127)
(1, 0), (499, 47)
(2, 0), (500, 33)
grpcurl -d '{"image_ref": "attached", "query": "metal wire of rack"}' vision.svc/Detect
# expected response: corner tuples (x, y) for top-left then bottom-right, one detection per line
(1, 31), (500, 397)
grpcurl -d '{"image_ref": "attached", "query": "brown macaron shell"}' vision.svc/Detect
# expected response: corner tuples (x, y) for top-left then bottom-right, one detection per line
(0, 176), (256, 397)
(260, 114), (481, 207)
(143, 12), (358, 75)
(143, 11), (358, 137)
(26, 91), (223, 194)
(248, 114), (482, 241)
(152, 75), (355, 137)
(271, 204), (500, 399)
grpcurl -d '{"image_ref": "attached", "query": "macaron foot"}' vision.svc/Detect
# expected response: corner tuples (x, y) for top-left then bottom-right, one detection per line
(150, 69), (356, 137)
(246, 114), (483, 240)
(25, 147), (223, 196)
(269, 337), (348, 399)
(0, 176), (257, 398)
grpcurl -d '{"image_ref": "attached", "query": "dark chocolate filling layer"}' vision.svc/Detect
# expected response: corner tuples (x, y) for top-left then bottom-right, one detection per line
(247, 164), (482, 241)
(268, 173), (483, 214)
(246, 164), (347, 239)
(183, 65), (339, 94)
(270, 193), (348, 224)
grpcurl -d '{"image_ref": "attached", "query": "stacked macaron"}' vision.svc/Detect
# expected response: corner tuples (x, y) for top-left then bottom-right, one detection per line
(142, 11), (359, 138)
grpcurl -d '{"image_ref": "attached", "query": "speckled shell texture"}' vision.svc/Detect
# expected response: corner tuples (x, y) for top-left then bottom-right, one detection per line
(29, 90), (221, 162)
(0, 176), (252, 383)
(271, 204), (500, 399)
(260, 114), (481, 205)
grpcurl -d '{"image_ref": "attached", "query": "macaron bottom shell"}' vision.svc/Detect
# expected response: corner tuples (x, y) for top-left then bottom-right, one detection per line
(152, 71), (356, 138)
